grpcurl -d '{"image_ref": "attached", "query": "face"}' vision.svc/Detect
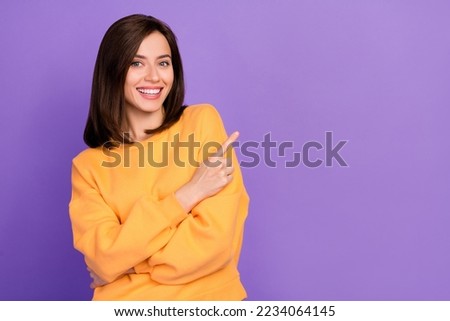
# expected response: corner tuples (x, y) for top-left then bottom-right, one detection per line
(123, 31), (174, 125)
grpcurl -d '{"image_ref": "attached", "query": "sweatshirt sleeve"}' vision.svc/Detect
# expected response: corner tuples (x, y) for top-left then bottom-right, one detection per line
(135, 105), (249, 285)
(69, 158), (189, 283)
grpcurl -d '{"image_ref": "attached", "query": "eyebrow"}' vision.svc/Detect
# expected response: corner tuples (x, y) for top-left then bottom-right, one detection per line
(134, 54), (172, 60)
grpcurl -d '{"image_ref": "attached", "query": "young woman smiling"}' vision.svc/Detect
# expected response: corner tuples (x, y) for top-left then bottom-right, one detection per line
(69, 14), (249, 300)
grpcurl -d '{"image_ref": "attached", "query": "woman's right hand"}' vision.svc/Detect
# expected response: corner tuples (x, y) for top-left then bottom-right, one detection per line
(175, 131), (239, 212)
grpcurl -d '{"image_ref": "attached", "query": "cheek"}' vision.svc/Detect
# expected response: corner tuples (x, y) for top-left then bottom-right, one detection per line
(125, 71), (139, 86)
(124, 80), (137, 102)
(165, 70), (175, 88)
(124, 82), (133, 96)
(124, 72), (139, 93)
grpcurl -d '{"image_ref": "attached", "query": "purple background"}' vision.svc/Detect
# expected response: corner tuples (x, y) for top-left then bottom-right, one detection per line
(1, 0), (449, 300)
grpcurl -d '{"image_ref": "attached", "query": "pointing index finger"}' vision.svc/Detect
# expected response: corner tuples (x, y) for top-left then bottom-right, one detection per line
(215, 131), (240, 157)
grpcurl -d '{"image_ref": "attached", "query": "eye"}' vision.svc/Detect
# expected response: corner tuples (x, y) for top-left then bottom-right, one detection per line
(130, 61), (143, 67)
(159, 60), (171, 67)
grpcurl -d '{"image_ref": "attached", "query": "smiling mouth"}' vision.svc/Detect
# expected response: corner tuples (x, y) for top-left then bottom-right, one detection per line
(137, 88), (162, 95)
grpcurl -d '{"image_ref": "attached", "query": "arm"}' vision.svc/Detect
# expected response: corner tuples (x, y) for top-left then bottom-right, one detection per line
(145, 162), (249, 285)
(69, 160), (189, 283)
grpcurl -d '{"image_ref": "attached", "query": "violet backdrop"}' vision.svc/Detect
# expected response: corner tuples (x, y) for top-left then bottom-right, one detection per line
(1, 0), (449, 300)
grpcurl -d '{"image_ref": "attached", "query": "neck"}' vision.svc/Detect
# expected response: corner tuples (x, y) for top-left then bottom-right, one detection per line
(123, 108), (164, 142)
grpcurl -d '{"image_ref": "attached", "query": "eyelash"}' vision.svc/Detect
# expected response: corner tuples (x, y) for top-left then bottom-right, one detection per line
(130, 61), (143, 67)
(130, 61), (171, 67)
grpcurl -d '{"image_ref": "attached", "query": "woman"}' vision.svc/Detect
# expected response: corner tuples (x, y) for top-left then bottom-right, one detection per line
(69, 14), (249, 300)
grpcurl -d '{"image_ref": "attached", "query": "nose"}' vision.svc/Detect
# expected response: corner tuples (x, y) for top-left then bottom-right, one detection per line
(144, 65), (160, 82)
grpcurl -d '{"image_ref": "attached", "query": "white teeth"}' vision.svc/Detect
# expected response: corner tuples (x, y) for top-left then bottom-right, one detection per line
(137, 88), (161, 95)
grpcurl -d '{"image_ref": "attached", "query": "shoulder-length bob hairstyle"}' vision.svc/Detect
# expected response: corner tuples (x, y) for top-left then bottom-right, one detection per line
(84, 14), (186, 148)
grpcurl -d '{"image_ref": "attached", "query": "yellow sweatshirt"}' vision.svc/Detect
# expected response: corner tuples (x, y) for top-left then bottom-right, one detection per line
(69, 104), (249, 300)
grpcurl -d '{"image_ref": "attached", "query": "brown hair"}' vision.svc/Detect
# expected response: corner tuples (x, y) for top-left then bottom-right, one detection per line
(83, 14), (186, 148)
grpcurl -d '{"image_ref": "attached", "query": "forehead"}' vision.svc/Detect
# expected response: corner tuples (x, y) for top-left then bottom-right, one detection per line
(136, 31), (171, 57)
